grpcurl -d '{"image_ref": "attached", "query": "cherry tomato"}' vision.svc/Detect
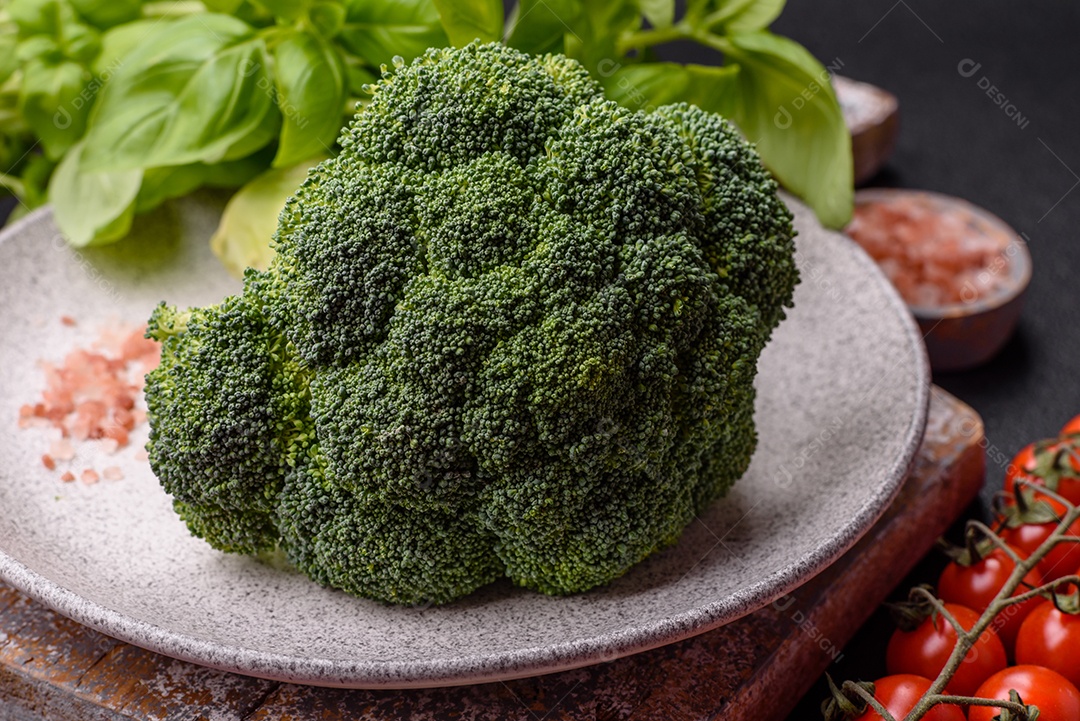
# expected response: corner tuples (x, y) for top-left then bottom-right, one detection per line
(969, 665), (1080, 721)
(886, 603), (1006, 696)
(1060, 414), (1080, 437)
(1005, 441), (1080, 506)
(1015, 598), (1080, 690)
(1000, 496), (1080, 581)
(855, 675), (966, 721)
(937, 548), (1045, 652)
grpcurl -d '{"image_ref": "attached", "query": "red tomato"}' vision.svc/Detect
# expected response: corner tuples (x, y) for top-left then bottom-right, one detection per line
(970, 665), (1080, 721)
(1015, 599), (1080, 690)
(855, 675), (966, 721)
(1061, 414), (1080, 437)
(885, 603), (1006, 696)
(937, 548), (1045, 652)
(1000, 496), (1080, 581)
(1005, 441), (1080, 506)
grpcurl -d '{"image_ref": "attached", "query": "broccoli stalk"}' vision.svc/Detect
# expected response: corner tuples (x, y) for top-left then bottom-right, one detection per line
(143, 41), (798, 605)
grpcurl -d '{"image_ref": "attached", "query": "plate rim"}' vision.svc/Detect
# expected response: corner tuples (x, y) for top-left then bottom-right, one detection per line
(0, 200), (930, 688)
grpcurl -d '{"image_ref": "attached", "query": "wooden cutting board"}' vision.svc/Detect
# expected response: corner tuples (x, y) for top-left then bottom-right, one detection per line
(0, 385), (984, 721)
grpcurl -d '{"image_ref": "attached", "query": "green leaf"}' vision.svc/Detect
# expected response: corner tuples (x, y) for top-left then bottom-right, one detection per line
(603, 61), (739, 117)
(202, 0), (244, 12)
(563, 0), (640, 72)
(135, 155), (268, 213)
(210, 158), (324, 277)
(81, 14), (280, 172)
(723, 31), (852, 228)
(309, 1), (347, 38)
(8, 0), (75, 36)
(504, 0), (579, 55)
(338, 0), (448, 68)
(48, 139), (142, 247)
(93, 20), (161, 75)
(0, 34), (18, 83)
(252, 0), (306, 21)
(19, 58), (91, 160)
(638, 0), (674, 29)
(433, 0), (503, 46)
(70, 0), (141, 30)
(17, 153), (57, 209)
(271, 29), (345, 167)
(705, 0), (785, 33)
(135, 164), (210, 213)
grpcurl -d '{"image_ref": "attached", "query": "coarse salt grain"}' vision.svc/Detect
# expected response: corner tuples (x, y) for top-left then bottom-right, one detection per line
(19, 321), (160, 483)
(102, 466), (124, 481)
(49, 438), (75, 461)
(847, 194), (1012, 308)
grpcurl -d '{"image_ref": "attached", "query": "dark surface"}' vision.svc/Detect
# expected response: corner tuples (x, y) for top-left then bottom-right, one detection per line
(772, 1), (1080, 492)
(709, 2), (1080, 717)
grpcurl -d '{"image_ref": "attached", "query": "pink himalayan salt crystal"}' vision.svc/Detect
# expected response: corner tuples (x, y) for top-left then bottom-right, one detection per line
(19, 321), (161, 483)
(847, 194), (1012, 307)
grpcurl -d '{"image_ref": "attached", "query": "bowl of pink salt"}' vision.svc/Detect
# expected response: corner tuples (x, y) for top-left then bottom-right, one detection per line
(847, 188), (1031, 372)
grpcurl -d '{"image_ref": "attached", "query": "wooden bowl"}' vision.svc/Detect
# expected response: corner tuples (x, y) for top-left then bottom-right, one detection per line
(851, 189), (1031, 372)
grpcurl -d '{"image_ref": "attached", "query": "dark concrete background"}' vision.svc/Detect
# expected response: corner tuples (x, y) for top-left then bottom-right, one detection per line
(672, 2), (1080, 714)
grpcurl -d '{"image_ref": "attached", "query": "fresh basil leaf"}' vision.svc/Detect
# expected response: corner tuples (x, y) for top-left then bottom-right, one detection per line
(563, 0), (640, 72)
(0, 86), (27, 136)
(136, 165), (211, 213)
(82, 15), (280, 172)
(136, 156), (267, 213)
(683, 0), (711, 24)
(18, 153), (56, 209)
(59, 20), (101, 63)
(504, 0), (579, 55)
(202, 0), (245, 12)
(93, 19), (160, 75)
(19, 58), (91, 160)
(210, 158), (324, 277)
(8, 0), (75, 37)
(433, 0), (503, 46)
(252, 0), (306, 22)
(70, 0), (141, 30)
(0, 34), (20, 83)
(706, 0), (785, 33)
(49, 139), (142, 247)
(271, 29), (345, 167)
(604, 62), (739, 117)
(338, 0), (449, 68)
(309, 1), (347, 38)
(724, 31), (852, 228)
(16, 36), (62, 66)
(638, 0), (674, 29)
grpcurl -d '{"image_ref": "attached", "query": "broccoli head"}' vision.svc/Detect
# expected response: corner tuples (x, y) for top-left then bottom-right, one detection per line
(143, 41), (797, 605)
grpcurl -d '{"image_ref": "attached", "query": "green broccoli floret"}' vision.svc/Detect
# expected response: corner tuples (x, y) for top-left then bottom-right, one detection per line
(143, 41), (797, 605)
(144, 294), (312, 554)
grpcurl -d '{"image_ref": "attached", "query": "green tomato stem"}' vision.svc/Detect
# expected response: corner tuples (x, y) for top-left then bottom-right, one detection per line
(615, 24), (692, 56)
(897, 489), (1080, 721)
(0, 171), (25, 198)
(843, 680), (895, 721)
(927, 694), (1032, 716)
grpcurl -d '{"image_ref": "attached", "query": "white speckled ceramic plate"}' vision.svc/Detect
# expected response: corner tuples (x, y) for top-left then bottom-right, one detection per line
(0, 193), (928, 688)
